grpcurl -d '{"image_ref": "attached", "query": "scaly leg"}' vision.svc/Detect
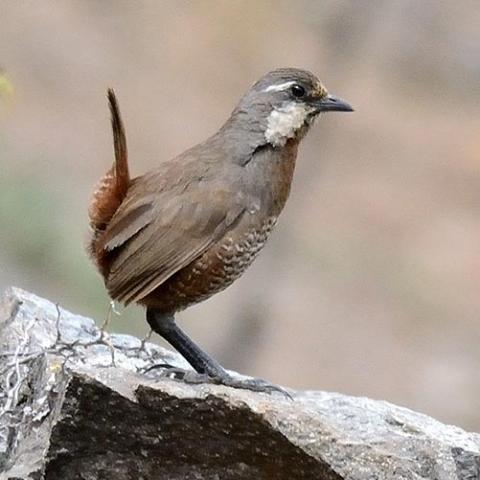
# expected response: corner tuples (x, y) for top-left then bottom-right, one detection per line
(145, 308), (290, 397)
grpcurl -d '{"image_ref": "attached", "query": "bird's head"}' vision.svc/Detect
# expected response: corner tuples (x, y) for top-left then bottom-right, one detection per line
(228, 68), (353, 148)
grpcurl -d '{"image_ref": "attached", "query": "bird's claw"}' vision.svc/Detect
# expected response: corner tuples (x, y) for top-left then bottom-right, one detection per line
(216, 375), (294, 399)
(144, 365), (292, 398)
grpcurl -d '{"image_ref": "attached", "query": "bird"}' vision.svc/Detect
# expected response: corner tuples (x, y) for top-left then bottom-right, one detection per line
(88, 68), (353, 393)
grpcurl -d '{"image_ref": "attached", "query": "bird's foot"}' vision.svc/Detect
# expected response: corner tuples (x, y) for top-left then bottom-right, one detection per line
(210, 374), (293, 399)
(145, 365), (292, 398)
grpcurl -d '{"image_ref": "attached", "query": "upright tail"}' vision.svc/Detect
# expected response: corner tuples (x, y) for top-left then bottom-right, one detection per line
(107, 88), (129, 194)
(88, 89), (131, 263)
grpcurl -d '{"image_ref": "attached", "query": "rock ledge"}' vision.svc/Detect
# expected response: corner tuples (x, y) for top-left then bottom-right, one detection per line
(0, 287), (479, 479)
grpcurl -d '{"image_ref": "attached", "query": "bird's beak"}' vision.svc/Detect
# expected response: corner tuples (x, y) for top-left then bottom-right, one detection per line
(314, 94), (353, 113)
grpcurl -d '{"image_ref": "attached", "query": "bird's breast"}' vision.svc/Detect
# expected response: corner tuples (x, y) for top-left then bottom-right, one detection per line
(142, 215), (278, 312)
(244, 138), (299, 218)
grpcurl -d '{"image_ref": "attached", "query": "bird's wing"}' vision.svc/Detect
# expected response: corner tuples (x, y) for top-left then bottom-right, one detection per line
(101, 181), (245, 305)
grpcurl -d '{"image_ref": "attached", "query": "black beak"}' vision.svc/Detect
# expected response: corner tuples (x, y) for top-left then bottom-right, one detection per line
(314, 94), (353, 113)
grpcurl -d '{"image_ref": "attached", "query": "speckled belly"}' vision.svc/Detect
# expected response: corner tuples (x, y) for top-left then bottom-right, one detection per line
(144, 216), (277, 312)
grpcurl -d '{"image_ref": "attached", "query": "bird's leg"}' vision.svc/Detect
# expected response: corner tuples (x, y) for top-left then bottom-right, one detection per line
(146, 308), (227, 378)
(145, 308), (290, 397)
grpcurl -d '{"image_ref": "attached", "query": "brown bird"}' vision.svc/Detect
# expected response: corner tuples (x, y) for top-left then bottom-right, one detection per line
(88, 68), (353, 392)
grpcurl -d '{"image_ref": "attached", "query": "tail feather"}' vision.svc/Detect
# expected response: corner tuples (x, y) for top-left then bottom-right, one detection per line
(88, 89), (130, 267)
(108, 88), (129, 196)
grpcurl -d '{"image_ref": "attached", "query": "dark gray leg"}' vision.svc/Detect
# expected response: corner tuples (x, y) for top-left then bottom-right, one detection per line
(146, 308), (226, 378)
(145, 308), (291, 397)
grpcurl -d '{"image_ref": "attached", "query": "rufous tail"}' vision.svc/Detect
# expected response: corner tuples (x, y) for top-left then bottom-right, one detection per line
(88, 89), (130, 262)
(107, 88), (129, 193)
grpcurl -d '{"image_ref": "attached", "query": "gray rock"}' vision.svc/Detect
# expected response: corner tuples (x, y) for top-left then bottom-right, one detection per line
(0, 287), (479, 480)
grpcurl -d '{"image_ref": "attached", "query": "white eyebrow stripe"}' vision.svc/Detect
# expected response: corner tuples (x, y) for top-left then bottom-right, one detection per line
(263, 81), (296, 93)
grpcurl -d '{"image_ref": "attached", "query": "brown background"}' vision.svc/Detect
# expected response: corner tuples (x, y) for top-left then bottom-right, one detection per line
(1, 1), (479, 430)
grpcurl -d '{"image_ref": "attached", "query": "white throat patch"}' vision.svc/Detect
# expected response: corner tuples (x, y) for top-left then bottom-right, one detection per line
(265, 102), (314, 147)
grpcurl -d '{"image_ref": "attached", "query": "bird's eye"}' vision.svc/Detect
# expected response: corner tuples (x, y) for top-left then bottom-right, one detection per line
(291, 84), (305, 98)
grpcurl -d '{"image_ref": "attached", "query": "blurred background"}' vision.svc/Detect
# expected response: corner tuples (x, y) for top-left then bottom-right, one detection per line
(1, 1), (479, 429)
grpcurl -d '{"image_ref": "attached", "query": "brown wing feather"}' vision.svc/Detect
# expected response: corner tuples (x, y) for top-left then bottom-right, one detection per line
(101, 198), (154, 251)
(104, 187), (245, 305)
